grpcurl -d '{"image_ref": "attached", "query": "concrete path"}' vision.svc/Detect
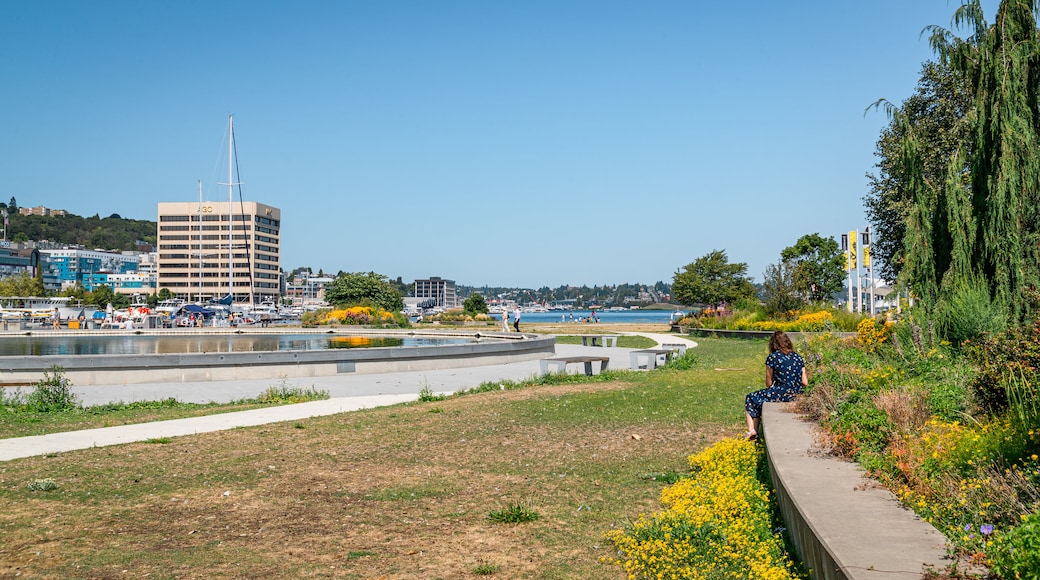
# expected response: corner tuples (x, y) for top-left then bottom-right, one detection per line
(0, 333), (697, 462)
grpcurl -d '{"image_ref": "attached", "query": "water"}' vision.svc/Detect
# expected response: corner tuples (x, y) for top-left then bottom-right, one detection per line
(501, 309), (685, 325)
(0, 334), (477, 357)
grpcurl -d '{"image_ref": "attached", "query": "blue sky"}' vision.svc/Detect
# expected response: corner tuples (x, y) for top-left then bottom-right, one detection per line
(0, 1), (999, 288)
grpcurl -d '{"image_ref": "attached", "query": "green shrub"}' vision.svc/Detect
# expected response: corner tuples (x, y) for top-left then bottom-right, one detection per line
(25, 367), (80, 413)
(936, 277), (1007, 346)
(989, 511), (1040, 578)
(928, 381), (968, 422)
(966, 319), (1040, 420)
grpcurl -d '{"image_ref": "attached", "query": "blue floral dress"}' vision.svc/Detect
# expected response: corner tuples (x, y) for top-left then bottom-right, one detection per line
(745, 350), (805, 419)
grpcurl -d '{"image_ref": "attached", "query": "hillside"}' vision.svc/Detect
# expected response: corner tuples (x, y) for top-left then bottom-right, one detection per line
(7, 212), (156, 251)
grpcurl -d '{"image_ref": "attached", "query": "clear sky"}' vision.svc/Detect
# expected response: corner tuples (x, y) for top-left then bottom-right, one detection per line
(0, 1), (999, 288)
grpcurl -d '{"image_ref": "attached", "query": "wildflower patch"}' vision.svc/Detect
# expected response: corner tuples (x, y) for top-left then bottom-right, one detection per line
(607, 438), (804, 579)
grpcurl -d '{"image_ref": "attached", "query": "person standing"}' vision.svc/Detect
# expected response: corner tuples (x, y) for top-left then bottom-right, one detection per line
(513, 307), (521, 332)
(501, 309), (510, 332)
(744, 330), (807, 441)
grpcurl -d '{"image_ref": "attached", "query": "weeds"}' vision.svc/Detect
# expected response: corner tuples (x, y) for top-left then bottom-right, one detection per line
(418, 384), (446, 402)
(249, 379), (329, 404)
(473, 561), (501, 575)
(487, 502), (540, 523)
(27, 478), (58, 492)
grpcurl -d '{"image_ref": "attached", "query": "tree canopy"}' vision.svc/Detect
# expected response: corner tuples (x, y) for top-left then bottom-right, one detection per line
(671, 250), (756, 307)
(324, 272), (404, 312)
(0, 272), (44, 297)
(462, 293), (488, 315)
(780, 233), (846, 303)
(6, 212), (156, 250)
(866, 60), (972, 283)
(872, 0), (1040, 324)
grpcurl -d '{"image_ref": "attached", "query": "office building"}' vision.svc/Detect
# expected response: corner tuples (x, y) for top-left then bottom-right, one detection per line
(156, 201), (280, 303)
(414, 276), (458, 309)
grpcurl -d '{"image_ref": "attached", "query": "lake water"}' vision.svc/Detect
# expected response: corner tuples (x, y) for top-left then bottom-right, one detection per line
(502, 309), (685, 325)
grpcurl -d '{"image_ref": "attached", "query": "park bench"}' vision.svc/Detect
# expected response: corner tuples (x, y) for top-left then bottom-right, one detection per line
(540, 355), (610, 376)
(660, 343), (688, 356)
(629, 348), (678, 370)
(579, 334), (619, 347)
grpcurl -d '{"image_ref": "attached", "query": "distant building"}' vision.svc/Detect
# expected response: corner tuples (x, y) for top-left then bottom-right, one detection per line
(39, 247), (140, 291)
(286, 272), (334, 306)
(414, 277), (458, 309)
(0, 248), (61, 292)
(156, 201), (280, 303)
(18, 206), (67, 217)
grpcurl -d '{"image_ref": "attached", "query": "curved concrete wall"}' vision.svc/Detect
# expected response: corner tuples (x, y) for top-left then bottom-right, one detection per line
(762, 403), (951, 579)
(0, 330), (555, 386)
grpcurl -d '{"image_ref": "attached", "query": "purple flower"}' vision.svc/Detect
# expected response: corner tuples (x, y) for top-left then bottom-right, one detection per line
(981, 524), (994, 536)
(964, 524), (972, 532)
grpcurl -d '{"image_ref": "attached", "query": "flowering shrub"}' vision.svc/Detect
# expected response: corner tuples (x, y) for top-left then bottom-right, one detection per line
(607, 438), (804, 579)
(308, 306), (397, 326)
(750, 310), (833, 332)
(856, 318), (893, 352)
(802, 328), (1040, 572)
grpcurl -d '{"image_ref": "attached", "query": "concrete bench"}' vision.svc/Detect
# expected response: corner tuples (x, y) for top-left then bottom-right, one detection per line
(579, 334), (619, 347)
(629, 348), (676, 370)
(763, 403), (951, 579)
(660, 343), (688, 356)
(540, 356), (610, 376)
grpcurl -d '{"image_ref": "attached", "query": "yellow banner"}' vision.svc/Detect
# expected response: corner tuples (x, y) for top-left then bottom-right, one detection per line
(863, 245), (871, 268)
(848, 230), (858, 270)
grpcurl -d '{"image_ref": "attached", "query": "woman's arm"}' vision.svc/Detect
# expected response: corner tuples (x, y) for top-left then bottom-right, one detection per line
(801, 367), (808, 387)
(765, 366), (774, 387)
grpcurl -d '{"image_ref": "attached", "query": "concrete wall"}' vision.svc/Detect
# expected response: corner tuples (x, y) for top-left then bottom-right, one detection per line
(762, 403), (951, 579)
(0, 330), (555, 386)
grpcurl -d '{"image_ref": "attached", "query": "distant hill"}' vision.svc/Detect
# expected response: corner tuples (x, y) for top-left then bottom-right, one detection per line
(7, 212), (156, 251)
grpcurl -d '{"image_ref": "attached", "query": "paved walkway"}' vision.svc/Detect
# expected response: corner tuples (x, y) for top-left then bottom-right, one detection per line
(0, 333), (696, 462)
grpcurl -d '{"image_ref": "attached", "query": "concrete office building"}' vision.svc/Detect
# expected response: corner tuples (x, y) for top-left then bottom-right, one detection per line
(414, 276), (458, 309)
(156, 201), (280, 303)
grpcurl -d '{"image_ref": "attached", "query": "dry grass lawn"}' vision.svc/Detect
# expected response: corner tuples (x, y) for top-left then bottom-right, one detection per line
(0, 334), (760, 579)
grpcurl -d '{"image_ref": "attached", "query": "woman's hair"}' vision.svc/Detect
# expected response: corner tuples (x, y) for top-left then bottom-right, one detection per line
(768, 330), (794, 354)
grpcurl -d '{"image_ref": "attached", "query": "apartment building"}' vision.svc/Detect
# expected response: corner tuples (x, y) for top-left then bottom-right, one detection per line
(156, 201), (280, 303)
(39, 247), (140, 291)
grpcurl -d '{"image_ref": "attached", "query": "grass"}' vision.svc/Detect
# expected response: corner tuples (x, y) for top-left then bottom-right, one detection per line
(0, 382), (329, 439)
(553, 334), (657, 349)
(0, 337), (765, 578)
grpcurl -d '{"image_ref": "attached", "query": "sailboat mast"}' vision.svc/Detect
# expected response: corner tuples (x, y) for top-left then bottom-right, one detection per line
(227, 114), (234, 303)
(197, 179), (203, 302)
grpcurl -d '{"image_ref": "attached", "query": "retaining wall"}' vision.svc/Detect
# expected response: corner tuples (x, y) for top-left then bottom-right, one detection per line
(762, 403), (951, 579)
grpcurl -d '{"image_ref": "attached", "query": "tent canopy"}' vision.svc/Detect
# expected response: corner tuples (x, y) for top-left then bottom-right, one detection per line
(181, 304), (216, 316)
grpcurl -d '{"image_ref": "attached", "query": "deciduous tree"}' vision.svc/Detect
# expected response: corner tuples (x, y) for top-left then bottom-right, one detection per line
(881, 0), (1040, 323)
(672, 250), (755, 307)
(463, 293), (488, 315)
(780, 234), (845, 303)
(325, 272), (404, 312)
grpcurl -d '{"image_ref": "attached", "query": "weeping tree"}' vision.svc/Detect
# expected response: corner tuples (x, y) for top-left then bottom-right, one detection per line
(876, 0), (1040, 331)
(865, 59), (972, 283)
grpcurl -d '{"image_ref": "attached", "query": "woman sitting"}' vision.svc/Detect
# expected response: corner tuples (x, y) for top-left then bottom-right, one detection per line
(745, 330), (807, 441)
